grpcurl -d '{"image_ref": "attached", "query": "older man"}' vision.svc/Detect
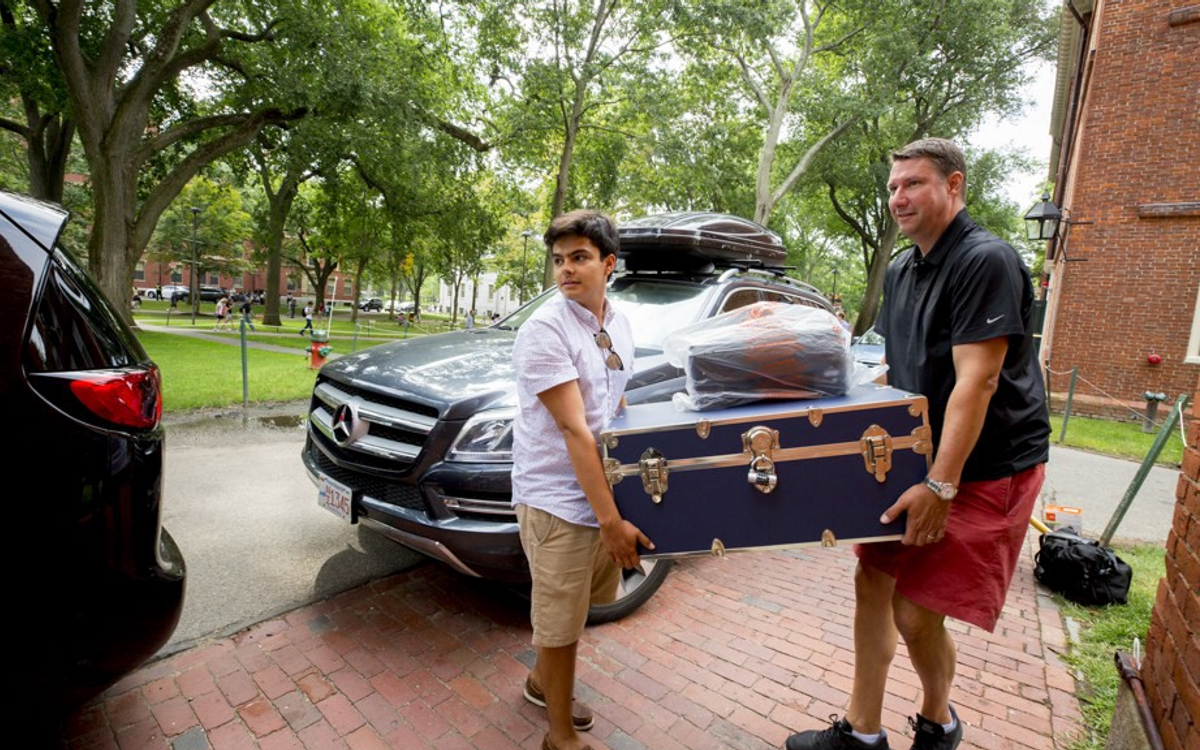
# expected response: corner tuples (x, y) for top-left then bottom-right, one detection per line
(785, 138), (1050, 750)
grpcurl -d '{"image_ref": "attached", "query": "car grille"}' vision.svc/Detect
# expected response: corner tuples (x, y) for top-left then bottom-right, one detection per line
(309, 450), (426, 512)
(309, 377), (439, 473)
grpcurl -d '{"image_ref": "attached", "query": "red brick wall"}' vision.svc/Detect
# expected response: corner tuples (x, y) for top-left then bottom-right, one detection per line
(1141, 373), (1200, 750)
(1045, 0), (1199, 414)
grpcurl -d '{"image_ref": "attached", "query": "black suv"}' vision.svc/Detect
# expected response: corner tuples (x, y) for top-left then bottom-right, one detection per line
(301, 213), (831, 622)
(1, 192), (186, 727)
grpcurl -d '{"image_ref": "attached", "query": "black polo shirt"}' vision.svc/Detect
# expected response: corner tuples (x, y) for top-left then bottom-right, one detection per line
(877, 209), (1049, 482)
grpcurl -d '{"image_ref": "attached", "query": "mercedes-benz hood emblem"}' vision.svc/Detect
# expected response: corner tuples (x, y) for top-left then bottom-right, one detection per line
(332, 401), (369, 447)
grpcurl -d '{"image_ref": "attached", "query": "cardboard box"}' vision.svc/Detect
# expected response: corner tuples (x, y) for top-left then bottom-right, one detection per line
(1044, 504), (1083, 533)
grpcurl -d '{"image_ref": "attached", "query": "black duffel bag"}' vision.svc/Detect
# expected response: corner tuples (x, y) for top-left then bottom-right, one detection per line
(1034, 528), (1133, 606)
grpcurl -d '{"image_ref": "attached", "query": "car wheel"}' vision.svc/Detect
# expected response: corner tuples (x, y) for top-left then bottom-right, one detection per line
(586, 558), (673, 625)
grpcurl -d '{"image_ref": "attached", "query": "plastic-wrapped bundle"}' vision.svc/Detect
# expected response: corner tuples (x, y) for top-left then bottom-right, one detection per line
(663, 302), (858, 411)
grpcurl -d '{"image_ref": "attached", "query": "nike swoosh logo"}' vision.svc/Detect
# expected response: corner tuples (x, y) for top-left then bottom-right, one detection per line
(987, 315), (1005, 324)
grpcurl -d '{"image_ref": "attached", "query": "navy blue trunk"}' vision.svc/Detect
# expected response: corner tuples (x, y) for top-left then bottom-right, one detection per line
(601, 385), (931, 558)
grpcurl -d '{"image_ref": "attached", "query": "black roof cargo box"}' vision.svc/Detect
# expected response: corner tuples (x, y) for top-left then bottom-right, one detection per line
(618, 212), (787, 269)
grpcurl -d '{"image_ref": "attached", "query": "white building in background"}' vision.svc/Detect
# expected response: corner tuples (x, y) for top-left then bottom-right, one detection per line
(436, 271), (526, 319)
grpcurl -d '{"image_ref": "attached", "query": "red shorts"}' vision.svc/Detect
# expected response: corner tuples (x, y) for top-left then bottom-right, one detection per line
(854, 463), (1046, 632)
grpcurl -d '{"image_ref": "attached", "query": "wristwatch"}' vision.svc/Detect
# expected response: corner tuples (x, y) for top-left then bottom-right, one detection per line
(923, 476), (958, 501)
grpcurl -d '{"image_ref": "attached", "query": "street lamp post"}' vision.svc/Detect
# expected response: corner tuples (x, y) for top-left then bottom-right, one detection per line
(831, 268), (840, 301)
(190, 207), (201, 325)
(520, 229), (534, 305)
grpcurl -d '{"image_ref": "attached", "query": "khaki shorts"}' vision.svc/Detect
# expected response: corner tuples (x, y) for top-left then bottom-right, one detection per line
(516, 504), (620, 648)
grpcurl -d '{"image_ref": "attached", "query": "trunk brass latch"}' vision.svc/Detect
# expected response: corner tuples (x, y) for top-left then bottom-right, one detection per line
(860, 425), (893, 482)
(639, 448), (669, 503)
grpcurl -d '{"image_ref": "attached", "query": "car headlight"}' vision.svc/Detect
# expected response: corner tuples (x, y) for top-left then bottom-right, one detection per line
(447, 408), (516, 463)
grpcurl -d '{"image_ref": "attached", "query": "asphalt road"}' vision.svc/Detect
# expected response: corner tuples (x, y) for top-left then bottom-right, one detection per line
(158, 402), (424, 655)
(1040, 444), (1178, 545)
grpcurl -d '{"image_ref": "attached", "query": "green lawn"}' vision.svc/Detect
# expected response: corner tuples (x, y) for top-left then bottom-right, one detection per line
(1056, 543), (1167, 750)
(1051, 411), (1184, 466)
(138, 330), (320, 411)
(135, 306), (466, 410)
(1051, 405), (1180, 465)
(1043, 408), (1182, 749)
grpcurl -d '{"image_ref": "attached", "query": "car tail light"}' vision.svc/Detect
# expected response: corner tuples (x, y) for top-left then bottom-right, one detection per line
(68, 366), (162, 429)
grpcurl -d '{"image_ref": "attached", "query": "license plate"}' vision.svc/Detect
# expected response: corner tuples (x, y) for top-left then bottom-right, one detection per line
(318, 475), (354, 522)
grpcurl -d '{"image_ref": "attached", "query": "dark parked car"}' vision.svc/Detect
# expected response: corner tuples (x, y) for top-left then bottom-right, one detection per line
(1, 192), (186, 727)
(359, 297), (384, 311)
(302, 212), (832, 623)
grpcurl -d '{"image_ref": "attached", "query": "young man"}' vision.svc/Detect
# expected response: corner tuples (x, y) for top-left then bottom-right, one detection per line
(299, 302), (314, 335)
(239, 296), (256, 331)
(784, 138), (1050, 750)
(512, 209), (653, 750)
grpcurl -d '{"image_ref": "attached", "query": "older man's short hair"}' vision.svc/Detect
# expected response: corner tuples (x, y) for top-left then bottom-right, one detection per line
(892, 138), (967, 183)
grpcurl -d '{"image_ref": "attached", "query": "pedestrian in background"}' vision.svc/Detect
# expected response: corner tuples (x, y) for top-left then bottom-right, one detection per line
(240, 297), (257, 331)
(287, 293), (296, 318)
(299, 302), (314, 335)
(836, 309), (851, 332)
(213, 297), (230, 331)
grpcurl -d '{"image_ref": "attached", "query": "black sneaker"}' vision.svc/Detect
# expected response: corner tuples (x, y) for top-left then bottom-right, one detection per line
(785, 715), (890, 750)
(908, 704), (963, 750)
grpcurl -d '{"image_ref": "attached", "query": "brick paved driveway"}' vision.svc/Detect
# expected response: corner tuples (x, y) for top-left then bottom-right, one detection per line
(64, 540), (1082, 750)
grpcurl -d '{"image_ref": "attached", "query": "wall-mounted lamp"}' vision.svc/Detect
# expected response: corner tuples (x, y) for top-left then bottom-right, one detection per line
(1024, 193), (1063, 241)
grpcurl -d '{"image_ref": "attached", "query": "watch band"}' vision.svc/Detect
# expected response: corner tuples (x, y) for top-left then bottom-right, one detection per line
(923, 476), (957, 501)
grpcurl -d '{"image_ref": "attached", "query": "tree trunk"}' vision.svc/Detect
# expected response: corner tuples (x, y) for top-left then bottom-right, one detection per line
(350, 256), (368, 325)
(22, 112), (75, 203)
(753, 92), (791, 225)
(450, 271), (463, 324)
(855, 216), (898, 335)
(546, 115), (580, 288)
(85, 157), (143, 325)
(263, 231), (285, 326)
(259, 173), (300, 327)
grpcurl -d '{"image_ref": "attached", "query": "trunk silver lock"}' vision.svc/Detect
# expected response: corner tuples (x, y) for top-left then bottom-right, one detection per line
(743, 425), (780, 494)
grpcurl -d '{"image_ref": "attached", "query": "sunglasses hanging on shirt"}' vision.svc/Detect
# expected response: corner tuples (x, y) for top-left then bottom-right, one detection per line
(594, 328), (624, 371)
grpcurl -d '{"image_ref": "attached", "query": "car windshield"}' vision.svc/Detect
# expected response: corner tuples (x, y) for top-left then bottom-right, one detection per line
(857, 327), (885, 345)
(494, 278), (713, 351)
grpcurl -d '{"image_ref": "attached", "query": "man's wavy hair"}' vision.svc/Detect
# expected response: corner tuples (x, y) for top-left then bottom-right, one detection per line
(543, 209), (620, 259)
(892, 138), (967, 184)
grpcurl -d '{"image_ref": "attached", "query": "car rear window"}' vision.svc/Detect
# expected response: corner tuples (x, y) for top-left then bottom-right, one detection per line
(26, 248), (146, 372)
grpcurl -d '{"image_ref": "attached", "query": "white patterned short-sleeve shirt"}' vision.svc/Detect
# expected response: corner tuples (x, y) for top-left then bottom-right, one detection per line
(511, 293), (634, 527)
